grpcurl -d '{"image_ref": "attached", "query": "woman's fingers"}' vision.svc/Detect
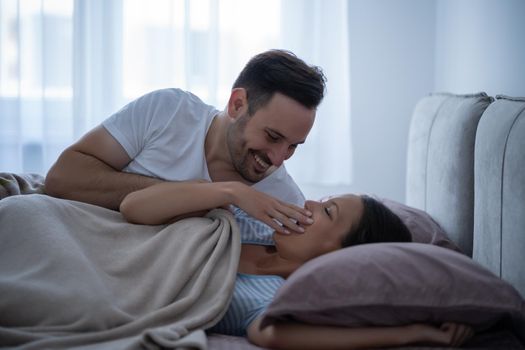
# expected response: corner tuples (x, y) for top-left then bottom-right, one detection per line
(453, 324), (474, 347)
(279, 202), (313, 223)
(268, 211), (301, 234)
(411, 323), (475, 347)
(231, 183), (314, 233)
(271, 203), (314, 234)
(440, 323), (474, 347)
(266, 218), (290, 234)
(441, 323), (459, 344)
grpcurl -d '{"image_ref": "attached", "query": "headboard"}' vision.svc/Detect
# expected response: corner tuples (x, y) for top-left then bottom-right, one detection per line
(405, 92), (493, 256)
(473, 95), (525, 298)
(406, 92), (525, 298)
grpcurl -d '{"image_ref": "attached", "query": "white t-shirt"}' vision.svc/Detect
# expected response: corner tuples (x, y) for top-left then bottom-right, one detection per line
(102, 88), (305, 206)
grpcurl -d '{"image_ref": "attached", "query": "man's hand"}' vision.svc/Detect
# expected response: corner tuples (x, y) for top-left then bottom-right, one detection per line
(227, 182), (313, 234)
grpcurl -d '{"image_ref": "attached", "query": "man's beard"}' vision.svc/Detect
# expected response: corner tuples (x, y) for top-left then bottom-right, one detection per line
(226, 113), (266, 183)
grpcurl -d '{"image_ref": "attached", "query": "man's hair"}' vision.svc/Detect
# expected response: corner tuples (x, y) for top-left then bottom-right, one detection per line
(341, 196), (412, 247)
(232, 49), (327, 115)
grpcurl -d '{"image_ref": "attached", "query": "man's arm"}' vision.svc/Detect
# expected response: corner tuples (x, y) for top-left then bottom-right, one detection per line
(45, 125), (162, 210)
(247, 317), (474, 350)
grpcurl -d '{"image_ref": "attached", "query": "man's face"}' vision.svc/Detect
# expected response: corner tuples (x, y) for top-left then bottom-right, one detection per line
(226, 93), (316, 183)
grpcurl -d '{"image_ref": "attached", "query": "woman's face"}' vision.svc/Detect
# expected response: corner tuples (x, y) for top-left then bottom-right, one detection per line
(273, 194), (364, 263)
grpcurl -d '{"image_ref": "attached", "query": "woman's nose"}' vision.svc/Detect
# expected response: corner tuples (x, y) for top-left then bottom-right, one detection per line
(304, 200), (319, 212)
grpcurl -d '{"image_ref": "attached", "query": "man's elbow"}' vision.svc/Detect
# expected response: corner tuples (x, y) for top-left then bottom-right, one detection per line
(44, 163), (68, 198)
(44, 148), (84, 199)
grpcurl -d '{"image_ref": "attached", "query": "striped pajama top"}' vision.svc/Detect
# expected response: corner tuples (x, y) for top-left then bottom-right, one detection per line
(208, 207), (285, 336)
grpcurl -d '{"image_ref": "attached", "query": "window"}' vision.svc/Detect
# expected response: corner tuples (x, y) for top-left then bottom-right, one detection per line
(0, 0), (351, 187)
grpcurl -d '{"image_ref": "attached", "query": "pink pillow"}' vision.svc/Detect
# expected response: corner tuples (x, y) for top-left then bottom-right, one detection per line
(379, 198), (462, 252)
(261, 243), (525, 337)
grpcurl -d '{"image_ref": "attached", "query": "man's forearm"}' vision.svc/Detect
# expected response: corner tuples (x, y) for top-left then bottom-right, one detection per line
(45, 149), (162, 210)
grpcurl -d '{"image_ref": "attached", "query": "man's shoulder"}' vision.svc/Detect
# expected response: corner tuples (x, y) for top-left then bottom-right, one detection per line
(140, 88), (205, 105)
(131, 88), (218, 124)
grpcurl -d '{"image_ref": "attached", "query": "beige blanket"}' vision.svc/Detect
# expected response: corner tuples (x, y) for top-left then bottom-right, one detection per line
(0, 194), (240, 349)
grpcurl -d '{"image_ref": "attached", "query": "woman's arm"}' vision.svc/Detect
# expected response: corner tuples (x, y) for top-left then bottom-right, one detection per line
(247, 317), (474, 350)
(120, 180), (228, 224)
(120, 181), (312, 233)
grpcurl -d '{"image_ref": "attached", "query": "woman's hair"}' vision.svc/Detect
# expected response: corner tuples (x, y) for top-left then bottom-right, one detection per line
(232, 49), (327, 116)
(341, 195), (412, 248)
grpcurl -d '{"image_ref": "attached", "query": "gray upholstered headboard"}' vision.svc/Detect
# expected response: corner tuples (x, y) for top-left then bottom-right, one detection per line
(405, 92), (493, 256)
(405, 92), (525, 298)
(473, 95), (525, 298)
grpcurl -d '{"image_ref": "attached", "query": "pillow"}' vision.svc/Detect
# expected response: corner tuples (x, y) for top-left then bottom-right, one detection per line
(379, 198), (462, 253)
(261, 243), (525, 337)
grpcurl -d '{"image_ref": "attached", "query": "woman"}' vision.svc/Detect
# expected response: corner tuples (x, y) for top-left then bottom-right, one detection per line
(120, 181), (474, 349)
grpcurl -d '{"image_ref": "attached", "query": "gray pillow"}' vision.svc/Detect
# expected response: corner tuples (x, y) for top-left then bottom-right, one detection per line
(261, 243), (525, 336)
(380, 198), (462, 252)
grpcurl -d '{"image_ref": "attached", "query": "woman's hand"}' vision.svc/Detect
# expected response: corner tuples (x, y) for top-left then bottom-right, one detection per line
(120, 179), (313, 228)
(226, 182), (313, 234)
(407, 322), (474, 347)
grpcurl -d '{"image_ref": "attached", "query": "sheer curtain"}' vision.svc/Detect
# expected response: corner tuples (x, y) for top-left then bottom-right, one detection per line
(0, 0), (351, 186)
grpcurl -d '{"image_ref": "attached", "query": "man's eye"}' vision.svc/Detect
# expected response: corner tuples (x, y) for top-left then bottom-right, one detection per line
(267, 132), (279, 141)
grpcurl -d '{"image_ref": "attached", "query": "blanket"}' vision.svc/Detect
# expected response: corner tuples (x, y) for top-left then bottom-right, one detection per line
(0, 194), (241, 349)
(0, 172), (45, 200)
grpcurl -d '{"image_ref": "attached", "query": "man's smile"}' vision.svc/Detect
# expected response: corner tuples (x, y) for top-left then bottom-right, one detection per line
(253, 152), (270, 173)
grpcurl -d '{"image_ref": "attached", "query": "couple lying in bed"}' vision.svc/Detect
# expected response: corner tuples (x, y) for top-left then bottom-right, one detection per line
(120, 181), (475, 349)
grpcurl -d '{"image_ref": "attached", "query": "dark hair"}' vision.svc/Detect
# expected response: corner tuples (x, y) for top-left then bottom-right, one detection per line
(341, 195), (412, 247)
(232, 49), (327, 116)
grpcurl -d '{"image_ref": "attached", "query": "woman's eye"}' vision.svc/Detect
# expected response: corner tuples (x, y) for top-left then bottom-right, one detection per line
(324, 207), (331, 217)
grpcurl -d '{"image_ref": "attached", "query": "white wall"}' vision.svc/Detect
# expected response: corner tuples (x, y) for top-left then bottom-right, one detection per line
(343, 0), (436, 202)
(303, 0), (525, 203)
(435, 0), (525, 96)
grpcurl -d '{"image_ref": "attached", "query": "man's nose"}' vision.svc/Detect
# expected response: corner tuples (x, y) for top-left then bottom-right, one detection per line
(268, 144), (290, 167)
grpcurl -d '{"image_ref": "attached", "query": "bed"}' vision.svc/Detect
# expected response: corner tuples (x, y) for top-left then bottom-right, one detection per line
(209, 93), (525, 349)
(0, 93), (524, 349)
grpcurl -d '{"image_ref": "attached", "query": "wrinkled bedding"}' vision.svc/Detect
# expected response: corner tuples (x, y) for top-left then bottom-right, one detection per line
(0, 194), (240, 349)
(0, 172), (45, 199)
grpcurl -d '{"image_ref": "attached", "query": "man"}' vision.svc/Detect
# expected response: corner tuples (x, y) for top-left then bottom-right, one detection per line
(45, 50), (326, 233)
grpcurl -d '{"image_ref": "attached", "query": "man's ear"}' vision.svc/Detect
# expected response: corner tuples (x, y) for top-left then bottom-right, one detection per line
(227, 88), (248, 120)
